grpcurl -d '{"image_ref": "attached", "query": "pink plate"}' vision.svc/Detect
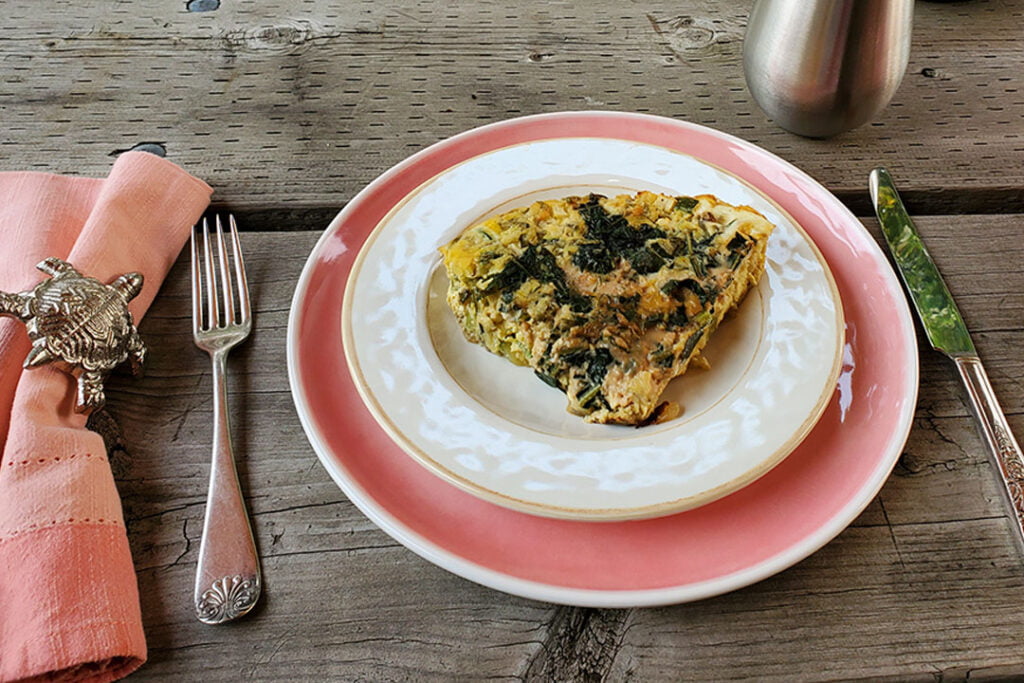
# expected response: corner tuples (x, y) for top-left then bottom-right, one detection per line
(287, 111), (918, 607)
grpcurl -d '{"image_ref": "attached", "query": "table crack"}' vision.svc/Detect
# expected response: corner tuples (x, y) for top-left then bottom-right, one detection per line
(523, 606), (632, 682)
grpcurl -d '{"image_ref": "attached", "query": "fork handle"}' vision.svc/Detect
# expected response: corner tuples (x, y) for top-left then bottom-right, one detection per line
(194, 350), (261, 624)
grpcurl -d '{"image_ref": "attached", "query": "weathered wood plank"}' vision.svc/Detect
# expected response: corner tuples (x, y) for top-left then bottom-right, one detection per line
(1, 0), (1022, 220)
(98, 219), (1024, 680)
(604, 518), (1024, 682)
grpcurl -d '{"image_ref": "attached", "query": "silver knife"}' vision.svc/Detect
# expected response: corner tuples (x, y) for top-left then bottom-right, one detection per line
(870, 167), (1024, 550)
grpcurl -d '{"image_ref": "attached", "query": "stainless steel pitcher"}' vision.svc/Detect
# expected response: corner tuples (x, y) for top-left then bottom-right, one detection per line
(743, 0), (914, 138)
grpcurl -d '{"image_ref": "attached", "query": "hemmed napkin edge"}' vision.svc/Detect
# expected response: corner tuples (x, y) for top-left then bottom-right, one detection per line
(0, 511), (146, 683)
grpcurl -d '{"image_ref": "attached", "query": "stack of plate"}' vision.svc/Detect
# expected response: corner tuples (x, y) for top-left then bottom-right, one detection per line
(288, 112), (918, 607)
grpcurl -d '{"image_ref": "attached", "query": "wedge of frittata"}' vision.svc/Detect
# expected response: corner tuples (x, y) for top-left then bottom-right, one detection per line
(439, 191), (774, 425)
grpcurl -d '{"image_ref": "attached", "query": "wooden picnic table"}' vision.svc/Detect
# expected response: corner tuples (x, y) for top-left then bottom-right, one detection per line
(3, 1), (1024, 680)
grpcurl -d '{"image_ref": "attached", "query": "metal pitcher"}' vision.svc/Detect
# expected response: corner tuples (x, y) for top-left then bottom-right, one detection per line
(743, 0), (914, 138)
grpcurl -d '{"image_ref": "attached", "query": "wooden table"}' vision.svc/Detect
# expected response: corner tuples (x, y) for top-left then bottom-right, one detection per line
(3, 1), (1024, 680)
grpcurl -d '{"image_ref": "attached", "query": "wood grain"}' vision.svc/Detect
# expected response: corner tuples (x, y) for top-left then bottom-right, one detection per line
(1, 0), (1022, 224)
(98, 217), (1024, 681)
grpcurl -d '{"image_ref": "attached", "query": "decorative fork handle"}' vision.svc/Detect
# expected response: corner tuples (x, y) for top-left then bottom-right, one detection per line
(194, 349), (261, 624)
(955, 356), (1024, 552)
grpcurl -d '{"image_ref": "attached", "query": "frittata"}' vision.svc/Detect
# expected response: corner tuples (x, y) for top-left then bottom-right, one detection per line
(439, 191), (774, 425)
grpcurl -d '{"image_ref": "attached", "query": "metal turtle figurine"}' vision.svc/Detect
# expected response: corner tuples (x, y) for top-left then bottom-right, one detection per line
(0, 257), (145, 412)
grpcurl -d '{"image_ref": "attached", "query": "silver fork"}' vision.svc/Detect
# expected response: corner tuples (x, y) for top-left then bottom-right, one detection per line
(191, 214), (261, 624)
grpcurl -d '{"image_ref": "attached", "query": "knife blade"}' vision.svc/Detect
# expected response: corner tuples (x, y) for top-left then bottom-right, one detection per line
(871, 167), (1024, 552)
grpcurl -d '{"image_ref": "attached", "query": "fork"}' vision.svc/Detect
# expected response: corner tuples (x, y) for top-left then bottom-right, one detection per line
(191, 214), (261, 624)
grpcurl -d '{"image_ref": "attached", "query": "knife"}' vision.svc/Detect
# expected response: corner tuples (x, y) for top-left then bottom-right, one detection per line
(870, 166), (1024, 551)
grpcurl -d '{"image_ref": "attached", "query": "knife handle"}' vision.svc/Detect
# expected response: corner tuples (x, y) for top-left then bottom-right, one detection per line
(954, 356), (1024, 550)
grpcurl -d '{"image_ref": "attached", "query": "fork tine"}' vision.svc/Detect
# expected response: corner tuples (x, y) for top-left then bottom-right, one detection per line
(190, 223), (202, 331)
(215, 215), (236, 324)
(202, 216), (219, 328)
(229, 215), (251, 324)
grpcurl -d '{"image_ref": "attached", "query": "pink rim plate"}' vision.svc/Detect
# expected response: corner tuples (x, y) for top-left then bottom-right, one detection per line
(287, 111), (919, 607)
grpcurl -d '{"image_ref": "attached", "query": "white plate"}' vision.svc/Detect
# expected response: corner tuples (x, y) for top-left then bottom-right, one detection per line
(342, 137), (843, 520)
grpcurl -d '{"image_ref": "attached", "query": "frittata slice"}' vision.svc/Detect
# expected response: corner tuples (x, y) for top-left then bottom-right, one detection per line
(439, 191), (774, 425)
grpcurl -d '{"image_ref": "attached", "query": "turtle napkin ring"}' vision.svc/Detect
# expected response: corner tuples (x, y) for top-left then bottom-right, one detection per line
(0, 257), (145, 413)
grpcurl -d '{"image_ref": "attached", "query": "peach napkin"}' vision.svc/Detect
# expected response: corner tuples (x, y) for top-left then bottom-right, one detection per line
(0, 152), (211, 682)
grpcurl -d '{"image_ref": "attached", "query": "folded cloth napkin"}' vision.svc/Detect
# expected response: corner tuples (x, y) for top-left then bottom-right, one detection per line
(0, 152), (211, 682)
